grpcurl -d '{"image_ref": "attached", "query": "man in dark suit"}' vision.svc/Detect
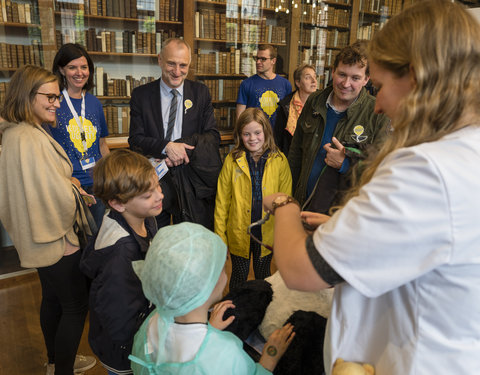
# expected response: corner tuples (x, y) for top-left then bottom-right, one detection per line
(129, 38), (221, 228)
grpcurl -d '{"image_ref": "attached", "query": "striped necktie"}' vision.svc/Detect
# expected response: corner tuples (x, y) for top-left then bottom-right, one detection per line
(165, 88), (178, 142)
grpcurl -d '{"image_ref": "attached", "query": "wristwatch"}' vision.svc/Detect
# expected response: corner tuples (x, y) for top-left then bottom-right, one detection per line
(271, 195), (300, 214)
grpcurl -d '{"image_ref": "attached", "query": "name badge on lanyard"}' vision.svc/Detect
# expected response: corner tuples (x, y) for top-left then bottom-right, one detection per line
(63, 89), (96, 170)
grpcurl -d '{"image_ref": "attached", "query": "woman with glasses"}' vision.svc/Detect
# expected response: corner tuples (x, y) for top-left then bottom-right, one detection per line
(0, 65), (91, 374)
(264, 1), (480, 374)
(274, 64), (318, 156)
(50, 43), (110, 228)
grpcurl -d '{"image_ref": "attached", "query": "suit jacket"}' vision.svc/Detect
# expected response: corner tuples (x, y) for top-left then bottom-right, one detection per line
(128, 78), (220, 157)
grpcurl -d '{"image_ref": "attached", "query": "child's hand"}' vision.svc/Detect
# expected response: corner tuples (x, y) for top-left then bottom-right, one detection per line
(208, 300), (235, 330)
(301, 211), (330, 232)
(259, 323), (295, 372)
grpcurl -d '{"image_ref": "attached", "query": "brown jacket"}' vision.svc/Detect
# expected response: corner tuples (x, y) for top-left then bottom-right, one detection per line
(0, 121), (78, 268)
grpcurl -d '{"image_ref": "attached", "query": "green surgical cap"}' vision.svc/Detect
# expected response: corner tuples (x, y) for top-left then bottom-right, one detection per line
(133, 222), (227, 319)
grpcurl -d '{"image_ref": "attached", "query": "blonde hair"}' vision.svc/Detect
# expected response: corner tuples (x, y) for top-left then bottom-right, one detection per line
(0, 65), (58, 126)
(344, 0), (480, 203)
(93, 149), (156, 207)
(231, 107), (279, 159)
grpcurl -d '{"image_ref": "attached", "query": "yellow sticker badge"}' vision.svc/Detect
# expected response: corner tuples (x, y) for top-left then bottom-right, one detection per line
(351, 125), (368, 143)
(67, 117), (97, 154)
(184, 99), (193, 114)
(259, 90), (280, 117)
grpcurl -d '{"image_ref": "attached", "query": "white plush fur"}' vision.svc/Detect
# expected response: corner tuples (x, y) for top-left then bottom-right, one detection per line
(259, 271), (334, 339)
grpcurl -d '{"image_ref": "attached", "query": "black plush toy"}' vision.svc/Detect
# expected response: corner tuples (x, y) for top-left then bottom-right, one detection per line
(220, 279), (273, 341)
(274, 310), (327, 375)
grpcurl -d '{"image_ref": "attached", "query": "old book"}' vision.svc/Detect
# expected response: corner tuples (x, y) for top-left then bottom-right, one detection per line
(89, 0), (97, 15)
(112, 106), (119, 134)
(112, 0), (119, 17)
(122, 106), (130, 133)
(26, 44), (33, 64)
(18, 3), (25, 23)
(5, 0), (12, 22)
(168, 0), (173, 21)
(106, 0), (112, 16)
(146, 32), (152, 54)
(11, 1), (18, 22)
(96, 66), (104, 96)
(195, 11), (200, 38)
(24, 3), (31, 23)
(0, 43), (7, 68)
(107, 106), (114, 134)
(164, 0), (169, 23)
(96, 0), (102, 16)
(10, 43), (18, 67)
(32, 39), (41, 65)
(121, 107), (128, 134)
(130, 0), (137, 18)
(16, 44), (24, 67)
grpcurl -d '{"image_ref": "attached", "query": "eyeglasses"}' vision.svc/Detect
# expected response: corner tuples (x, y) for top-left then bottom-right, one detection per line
(36, 92), (63, 103)
(252, 56), (273, 62)
(247, 211), (273, 251)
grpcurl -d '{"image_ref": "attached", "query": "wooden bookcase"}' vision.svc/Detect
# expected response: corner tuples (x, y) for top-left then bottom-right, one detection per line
(1, 0), (478, 148)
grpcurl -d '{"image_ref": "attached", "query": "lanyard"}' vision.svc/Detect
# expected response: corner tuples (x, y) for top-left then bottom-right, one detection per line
(63, 89), (88, 154)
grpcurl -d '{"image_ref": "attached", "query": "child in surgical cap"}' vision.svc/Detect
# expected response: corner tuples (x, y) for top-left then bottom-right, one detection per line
(129, 222), (294, 374)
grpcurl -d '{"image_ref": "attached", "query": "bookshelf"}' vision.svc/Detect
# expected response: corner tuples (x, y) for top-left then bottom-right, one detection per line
(296, 0), (351, 88)
(1, 0), (479, 145)
(354, 0), (402, 41)
(0, 0), (43, 77)
(191, 0), (291, 138)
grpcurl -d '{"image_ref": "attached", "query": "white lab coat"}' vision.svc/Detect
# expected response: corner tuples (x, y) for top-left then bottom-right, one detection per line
(314, 126), (480, 375)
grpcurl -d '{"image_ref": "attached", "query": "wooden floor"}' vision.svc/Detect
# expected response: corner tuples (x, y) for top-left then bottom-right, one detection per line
(0, 271), (105, 375)
(0, 252), (271, 374)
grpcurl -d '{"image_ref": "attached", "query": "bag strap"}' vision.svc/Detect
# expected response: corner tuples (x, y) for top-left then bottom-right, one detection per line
(72, 184), (98, 238)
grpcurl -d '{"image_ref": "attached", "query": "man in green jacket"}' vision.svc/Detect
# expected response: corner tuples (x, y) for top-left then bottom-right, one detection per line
(288, 42), (389, 213)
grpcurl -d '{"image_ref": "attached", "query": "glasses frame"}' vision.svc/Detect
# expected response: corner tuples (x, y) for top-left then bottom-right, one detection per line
(252, 56), (273, 62)
(247, 211), (273, 251)
(36, 92), (63, 103)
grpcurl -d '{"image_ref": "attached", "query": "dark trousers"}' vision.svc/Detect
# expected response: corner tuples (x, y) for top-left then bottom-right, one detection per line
(229, 243), (273, 290)
(37, 251), (89, 375)
(84, 185), (106, 229)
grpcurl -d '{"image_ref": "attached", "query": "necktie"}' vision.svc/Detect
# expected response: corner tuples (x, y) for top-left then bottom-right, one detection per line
(165, 89), (178, 142)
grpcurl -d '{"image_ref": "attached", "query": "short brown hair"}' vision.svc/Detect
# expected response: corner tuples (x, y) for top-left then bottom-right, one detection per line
(0, 65), (58, 125)
(231, 107), (279, 159)
(333, 41), (369, 75)
(293, 63), (316, 90)
(258, 44), (277, 59)
(93, 149), (156, 207)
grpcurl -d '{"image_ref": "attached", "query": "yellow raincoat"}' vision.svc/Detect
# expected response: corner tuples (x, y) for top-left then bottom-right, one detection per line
(214, 151), (292, 258)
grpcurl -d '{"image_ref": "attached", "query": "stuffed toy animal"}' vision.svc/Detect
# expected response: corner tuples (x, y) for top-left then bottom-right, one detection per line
(220, 279), (273, 341)
(259, 271), (333, 339)
(274, 310), (327, 375)
(332, 358), (375, 375)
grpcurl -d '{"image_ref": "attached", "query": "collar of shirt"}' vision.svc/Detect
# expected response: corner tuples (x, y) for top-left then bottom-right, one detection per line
(326, 90), (358, 114)
(160, 79), (184, 98)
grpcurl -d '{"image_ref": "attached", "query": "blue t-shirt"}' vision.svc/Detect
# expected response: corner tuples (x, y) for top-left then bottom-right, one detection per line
(237, 74), (292, 128)
(50, 92), (108, 186)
